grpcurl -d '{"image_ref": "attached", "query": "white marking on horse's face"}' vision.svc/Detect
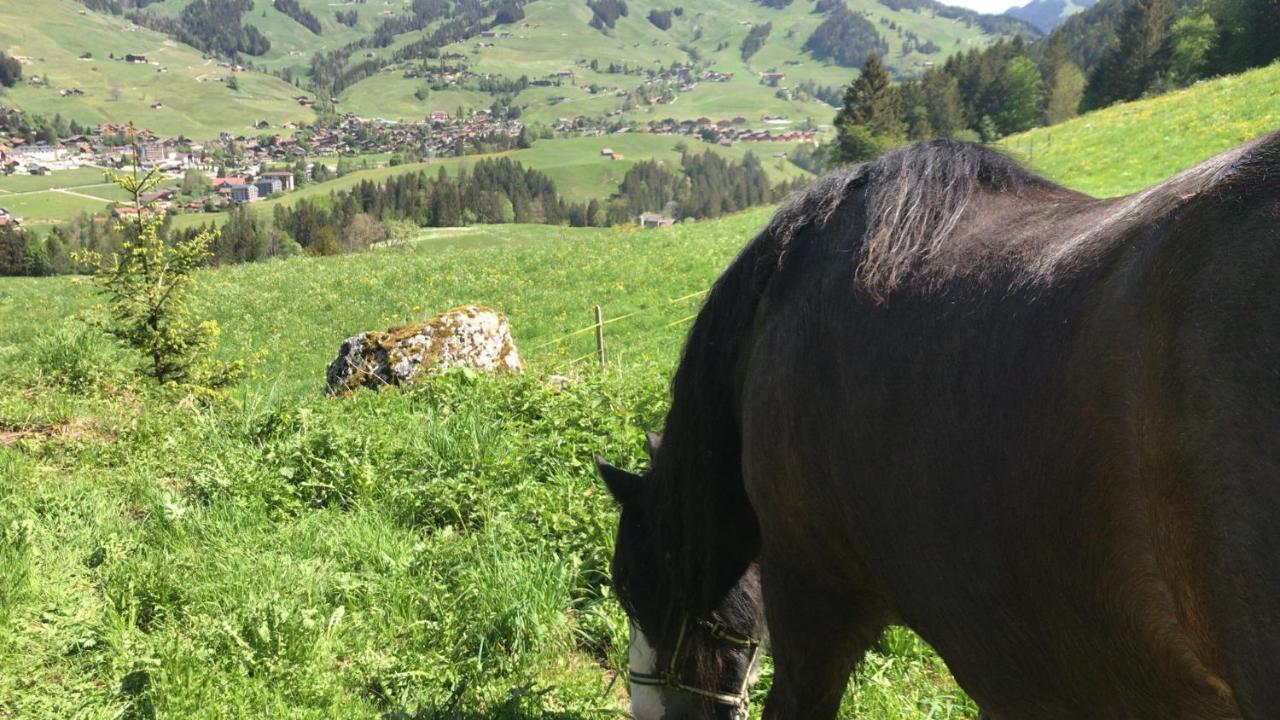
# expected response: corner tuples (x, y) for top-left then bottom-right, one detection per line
(629, 623), (666, 720)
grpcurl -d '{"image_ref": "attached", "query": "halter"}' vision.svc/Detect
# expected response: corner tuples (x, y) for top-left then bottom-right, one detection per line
(628, 613), (763, 718)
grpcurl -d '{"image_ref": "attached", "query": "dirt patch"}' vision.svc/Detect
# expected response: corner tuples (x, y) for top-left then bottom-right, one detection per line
(0, 418), (115, 446)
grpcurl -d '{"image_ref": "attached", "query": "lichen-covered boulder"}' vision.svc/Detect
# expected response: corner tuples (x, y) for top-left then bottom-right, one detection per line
(326, 306), (523, 394)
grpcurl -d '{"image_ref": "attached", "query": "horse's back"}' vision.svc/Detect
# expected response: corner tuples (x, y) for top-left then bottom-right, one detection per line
(738, 136), (1280, 718)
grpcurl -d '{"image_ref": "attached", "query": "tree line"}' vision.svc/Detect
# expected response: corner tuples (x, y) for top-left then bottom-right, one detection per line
(273, 0), (322, 35)
(2, 151), (800, 275)
(130, 0), (272, 59)
(0, 51), (21, 88)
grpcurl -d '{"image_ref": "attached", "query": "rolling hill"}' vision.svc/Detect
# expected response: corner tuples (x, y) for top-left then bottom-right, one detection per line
(1002, 60), (1280, 197)
(0, 0), (317, 138)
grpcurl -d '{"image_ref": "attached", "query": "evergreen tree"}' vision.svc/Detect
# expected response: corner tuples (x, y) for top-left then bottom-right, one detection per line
(1083, 0), (1176, 109)
(0, 51), (20, 88)
(833, 52), (904, 163)
(920, 68), (963, 138)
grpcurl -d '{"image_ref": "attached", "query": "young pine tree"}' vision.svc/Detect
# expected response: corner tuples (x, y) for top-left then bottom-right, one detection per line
(75, 136), (241, 389)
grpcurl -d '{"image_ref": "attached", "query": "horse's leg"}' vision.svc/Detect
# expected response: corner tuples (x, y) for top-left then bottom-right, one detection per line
(759, 555), (887, 719)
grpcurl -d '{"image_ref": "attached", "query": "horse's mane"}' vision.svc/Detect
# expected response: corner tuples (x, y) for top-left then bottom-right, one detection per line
(654, 133), (1280, 622)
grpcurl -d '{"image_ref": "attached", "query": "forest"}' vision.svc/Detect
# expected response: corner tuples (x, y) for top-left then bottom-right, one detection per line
(831, 0), (1280, 163)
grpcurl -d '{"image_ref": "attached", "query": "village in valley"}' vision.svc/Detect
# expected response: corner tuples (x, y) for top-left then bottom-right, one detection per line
(0, 103), (816, 229)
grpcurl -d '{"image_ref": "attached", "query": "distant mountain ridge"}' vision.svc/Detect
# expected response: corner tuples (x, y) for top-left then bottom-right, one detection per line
(1004, 0), (1098, 32)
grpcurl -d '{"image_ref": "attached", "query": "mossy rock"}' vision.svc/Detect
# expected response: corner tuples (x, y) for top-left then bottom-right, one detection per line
(325, 306), (523, 394)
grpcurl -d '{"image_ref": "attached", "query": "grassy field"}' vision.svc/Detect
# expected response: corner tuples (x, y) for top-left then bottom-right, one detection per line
(1001, 61), (1280, 197)
(0, 211), (975, 719)
(0, 0), (316, 139)
(0, 167), (178, 228)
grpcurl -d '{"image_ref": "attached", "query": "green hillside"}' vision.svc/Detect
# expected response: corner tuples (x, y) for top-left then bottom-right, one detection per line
(9, 0), (1034, 139)
(0, 210), (974, 719)
(0, 0), (317, 138)
(339, 0), (1029, 125)
(1003, 61), (1280, 197)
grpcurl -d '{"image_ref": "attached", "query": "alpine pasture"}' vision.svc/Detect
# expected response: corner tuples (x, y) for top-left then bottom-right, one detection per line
(0, 213), (971, 718)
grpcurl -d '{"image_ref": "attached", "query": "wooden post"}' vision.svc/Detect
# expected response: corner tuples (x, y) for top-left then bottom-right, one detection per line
(594, 305), (607, 367)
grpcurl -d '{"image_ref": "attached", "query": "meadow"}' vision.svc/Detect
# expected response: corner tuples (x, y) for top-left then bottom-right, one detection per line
(0, 211), (977, 719)
(6, 50), (1278, 720)
(0, 0), (315, 139)
(1002, 61), (1280, 197)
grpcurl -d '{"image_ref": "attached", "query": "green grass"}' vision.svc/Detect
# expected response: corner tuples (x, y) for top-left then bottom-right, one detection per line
(0, 0), (316, 140)
(0, 167), (178, 226)
(0, 209), (982, 718)
(1002, 61), (1280, 197)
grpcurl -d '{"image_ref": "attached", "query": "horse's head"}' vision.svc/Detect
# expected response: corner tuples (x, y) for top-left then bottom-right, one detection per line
(597, 432), (766, 720)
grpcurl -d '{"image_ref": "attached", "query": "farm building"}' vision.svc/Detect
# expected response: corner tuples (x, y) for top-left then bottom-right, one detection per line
(638, 212), (675, 229)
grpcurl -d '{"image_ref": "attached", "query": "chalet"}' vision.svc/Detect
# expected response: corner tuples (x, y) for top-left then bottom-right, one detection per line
(638, 212), (675, 229)
(600, 148), (614, 157)
(259, 171), (295, 191)
(211, 177), (245, 189)
(759, 71), (785, 87)
(125, 54), (148, 64)
(140, 188), (175, 202)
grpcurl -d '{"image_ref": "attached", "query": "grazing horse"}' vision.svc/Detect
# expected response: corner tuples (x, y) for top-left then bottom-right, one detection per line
(596, 134), (1280, 719)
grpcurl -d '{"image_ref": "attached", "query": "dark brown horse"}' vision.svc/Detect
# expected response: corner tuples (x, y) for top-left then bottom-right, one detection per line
(597, 134), (1280, 719)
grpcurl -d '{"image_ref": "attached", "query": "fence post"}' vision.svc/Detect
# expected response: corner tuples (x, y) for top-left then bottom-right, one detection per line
(594, 305), (607, 367)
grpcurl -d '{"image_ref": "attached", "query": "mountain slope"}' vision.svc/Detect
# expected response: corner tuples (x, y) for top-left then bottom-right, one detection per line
(0, 0), (316, 138)
(66, 0), (1039, 132)
(336, 0), (1039, 125)
(1002, 60), (1280, 197)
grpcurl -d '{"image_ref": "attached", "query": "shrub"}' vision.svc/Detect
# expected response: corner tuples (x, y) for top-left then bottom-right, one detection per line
(75, 137), (242, 391)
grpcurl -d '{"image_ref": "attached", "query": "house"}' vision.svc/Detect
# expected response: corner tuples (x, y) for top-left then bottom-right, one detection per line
(600, 147), (614, 157)
(638, 212), (675, 229)
(255, 177), (282, 196)
(125, 54), (148, 64)
(211, 176), (245, 189)
(759, 71), (785, 87)
(259, 171), (295, 191)
(230, 184), (259, 204)
(140, 188), (176, 203)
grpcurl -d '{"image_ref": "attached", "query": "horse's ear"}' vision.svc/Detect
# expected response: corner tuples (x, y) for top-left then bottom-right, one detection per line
(644, 431), (662, 459)
(595, 456), (643, 507)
